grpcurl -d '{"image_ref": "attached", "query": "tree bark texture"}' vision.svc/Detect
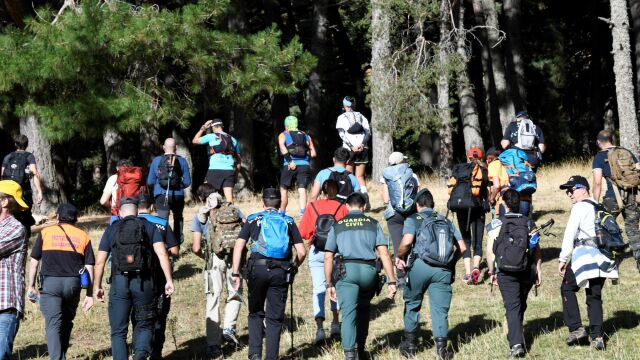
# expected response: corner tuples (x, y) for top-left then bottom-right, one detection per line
(610, 0), (640, 154)
(103, 126), (126, 176)
(140, 123), (161, 169)
(503, 0), (527, 110)
(629, 0), (640, 108)
(457, 0), (484, 151)
(438, 0), (454, 179)
(172, 129), (194, 203)
(3, 0), (26, 28)
(370, 0), (394, 183)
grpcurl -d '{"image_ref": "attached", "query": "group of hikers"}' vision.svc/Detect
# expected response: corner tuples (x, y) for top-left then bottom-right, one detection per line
(0, 97), (637, 360)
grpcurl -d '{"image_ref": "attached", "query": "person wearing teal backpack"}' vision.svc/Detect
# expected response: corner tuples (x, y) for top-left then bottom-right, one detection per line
(231, 188), (306, 360)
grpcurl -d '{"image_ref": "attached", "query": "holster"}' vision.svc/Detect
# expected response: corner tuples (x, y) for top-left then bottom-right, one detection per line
(376, 274), (387, 296)
(332, 254), (347, 284)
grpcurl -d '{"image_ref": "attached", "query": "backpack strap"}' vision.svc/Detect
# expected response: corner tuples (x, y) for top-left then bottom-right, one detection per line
(56, 225), (80, 256)
(310, 202), (320, 217)
(332, 202), (344, 217)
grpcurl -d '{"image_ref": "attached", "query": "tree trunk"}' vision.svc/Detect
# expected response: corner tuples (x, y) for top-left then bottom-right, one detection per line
(370, 0), (394, 183)
(140, 123), (161, 169)
(610, 0), (640, 154)
(481, 0), (515, 130)
(437, 0), (454, 180)
(629, 0), (640, 110)
(327, 0), (365, 96)
(19, 115), (63, 215)
(172, 129), (194, 203)
(103, 126), (126, 175)
(3, 0), (26, 28)
(503, 0), (526, 110)
(457, 0), (484, 151)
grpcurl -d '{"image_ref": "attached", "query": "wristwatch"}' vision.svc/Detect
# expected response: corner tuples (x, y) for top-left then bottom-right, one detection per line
(231, 273), (241, 278)
(388, 281), (397, 286)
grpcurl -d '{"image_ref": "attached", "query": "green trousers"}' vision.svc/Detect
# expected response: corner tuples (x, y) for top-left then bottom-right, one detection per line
(336, 263), (377, 349)
(403, 258), (453, 337)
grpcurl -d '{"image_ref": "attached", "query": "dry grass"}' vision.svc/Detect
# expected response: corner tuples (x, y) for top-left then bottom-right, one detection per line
(14, 161), (640, 359)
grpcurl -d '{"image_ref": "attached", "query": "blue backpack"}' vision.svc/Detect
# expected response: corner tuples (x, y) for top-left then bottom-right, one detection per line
(499, 148), (537, 195)
(382, 164), (418, 215)
(250, 211), (291, 259)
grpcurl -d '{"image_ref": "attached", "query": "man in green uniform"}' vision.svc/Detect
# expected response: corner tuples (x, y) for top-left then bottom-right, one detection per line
(395, 189), (467, 360)
(324, 193), (397, 360)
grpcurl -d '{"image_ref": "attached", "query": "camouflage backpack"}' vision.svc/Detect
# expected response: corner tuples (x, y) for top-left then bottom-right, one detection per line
(207, 203), (243, 258)
(607, 147), (640, 190)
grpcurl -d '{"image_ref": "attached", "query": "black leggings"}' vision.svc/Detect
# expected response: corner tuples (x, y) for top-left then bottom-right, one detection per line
(455, 208), (485, 259)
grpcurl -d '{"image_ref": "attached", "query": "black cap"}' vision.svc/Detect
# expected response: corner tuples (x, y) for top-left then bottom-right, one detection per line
(56, 203), (78, 222)
(516, 111), (529, 118)
(486, 146), (501, 157)
(119, 196), (139, 207)
(559, 175), (590, 191)
(138, 193), (154, 207)
(262, 187), (280, 200)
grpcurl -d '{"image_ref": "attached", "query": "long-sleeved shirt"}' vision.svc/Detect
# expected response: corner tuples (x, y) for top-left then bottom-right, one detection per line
(336, 111), (370, 149)
(0, 215), (27, 313)
(559, 198), (597, 263)
(147, 154), (191, 197)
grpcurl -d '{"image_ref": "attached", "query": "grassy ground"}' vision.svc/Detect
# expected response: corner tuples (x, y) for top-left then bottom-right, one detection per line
(13, 161), (640, 359)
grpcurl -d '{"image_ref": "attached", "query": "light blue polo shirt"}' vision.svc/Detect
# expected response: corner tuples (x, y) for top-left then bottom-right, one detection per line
(314, 166), (360, 191)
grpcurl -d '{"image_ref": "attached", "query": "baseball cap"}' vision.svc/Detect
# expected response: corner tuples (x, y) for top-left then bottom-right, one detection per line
(262, 187), (280, 200)
(56, 203), (78, 222)
(0, 180), (28, 209)
(516, 111), (529, 119)
(559, 175), (590, 191)
(467, 147), (483, 159)
(388, 152), (406, 165)
(211, 118), (224, 127)
(119, 196), (139, 207)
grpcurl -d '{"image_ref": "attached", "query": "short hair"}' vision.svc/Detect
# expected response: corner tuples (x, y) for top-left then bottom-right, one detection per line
(119, 203), (138, 216)
(502, 189), (520, 213)
(0, 193), (17, 213)
(321, 179), (339, 200)
(415, 190), (434, 209)
(597, 130), (614, 144)
(346, 192), (366, 208)
(197, 183), (216, 201)
(116, 159), (134, 168)
(14, 135), (28, 150)
(263, 198), (281, 208)
(334, 147), (350, 163)
(138, 195), (153, 210)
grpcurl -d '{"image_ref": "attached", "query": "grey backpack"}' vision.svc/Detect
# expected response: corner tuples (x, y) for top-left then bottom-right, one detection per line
(414, 213), (456, 269)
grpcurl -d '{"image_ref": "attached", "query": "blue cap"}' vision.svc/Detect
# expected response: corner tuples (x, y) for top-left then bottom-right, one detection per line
(342, 97), (353, 107)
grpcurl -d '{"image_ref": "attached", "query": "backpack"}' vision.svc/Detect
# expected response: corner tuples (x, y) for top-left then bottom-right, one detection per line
(493, 214), (530, 272)
(582, 200), (626, 254)
(209, 133), (235, 156)
(208, 203), (243, 256)
(414, 213), (456, 269)
(310, 202), (343, 251)
(284, 131), (309, 159)
(113, 166), (146, 215)
(345, 112), (365, 134)
(328, 169), (354, 202)
(383, 164), (419, 215)
(156, 154), (183, 190)
(499, 148), (537, 195)
(515, 119), (537, 150)
(111, 216), (153, 274)
(250, 211), (291, 259)
(2, 152), (31, 187)
(606, 147), (640, 190)
(447, 163), (482, 211)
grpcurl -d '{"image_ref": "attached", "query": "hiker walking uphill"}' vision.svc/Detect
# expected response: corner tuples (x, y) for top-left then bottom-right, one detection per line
(192, 119), (241, 204)
(447, 147), (489, 284)
(485, 189), (542, 358)
(147, 138), (191, 244)
(100, 159), (146, 224)
(278, 115), (317, 215)
(489, 148), (537, 218)
(298, 179), (349, 344)
(2, 134), (44, 238)
(310, 147), (360, 202)
(558, 176), (620, 351)
(592, 129), (640, 271)
(93, 197), (175, 360)
(0, 181), (30, 359)
(191, 183), (245, 358)
(231, 188), (306, 360)
(26, 204), (95, 360)
(395, 189), (465, 360)
(500, 111), (546, 170)
(324, 193), (397, 360)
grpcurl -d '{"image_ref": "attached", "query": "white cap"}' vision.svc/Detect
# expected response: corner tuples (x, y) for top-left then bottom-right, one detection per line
(388, 152), (406, 165)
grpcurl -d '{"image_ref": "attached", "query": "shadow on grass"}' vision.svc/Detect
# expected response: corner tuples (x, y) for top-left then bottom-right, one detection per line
(532, 209), (564, 222)
(604, 310), (640, 339)
(449, 314), (500, 352)
(541, 247), (561, 263)
(15, 343), (48, 359)
(173, 263), (200, 280)
(286, 336), (339, 359)
(285, 315), (308, 332)
(369, 297), (397, 321)
(524, 310), (564, 349)
(369, 328), (434, 357)
(166, 333), (249, 359)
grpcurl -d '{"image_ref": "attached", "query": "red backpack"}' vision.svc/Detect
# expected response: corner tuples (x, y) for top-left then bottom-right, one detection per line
(112, 166), (146, 215)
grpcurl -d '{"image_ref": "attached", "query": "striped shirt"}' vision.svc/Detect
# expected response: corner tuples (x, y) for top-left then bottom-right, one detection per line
(0, 215), (27, 314)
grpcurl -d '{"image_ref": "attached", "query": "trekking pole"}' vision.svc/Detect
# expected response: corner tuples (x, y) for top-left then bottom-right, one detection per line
(290, 273), (294, 358)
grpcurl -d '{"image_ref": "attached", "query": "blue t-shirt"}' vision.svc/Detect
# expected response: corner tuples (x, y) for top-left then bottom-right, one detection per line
(146, 154), (191, 197)
(98, 216), (164, 252)
(592, 148), (639, 198)
(314, 166), (360, 191)
(199, 132), (241, 170)
(279, 131), (311, 166)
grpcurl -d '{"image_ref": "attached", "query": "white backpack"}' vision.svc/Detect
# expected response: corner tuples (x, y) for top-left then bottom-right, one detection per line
(515, 119), (537, 150)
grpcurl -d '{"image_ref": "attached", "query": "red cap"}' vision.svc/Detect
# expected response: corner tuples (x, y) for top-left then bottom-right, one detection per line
(467, 147), (483, 159)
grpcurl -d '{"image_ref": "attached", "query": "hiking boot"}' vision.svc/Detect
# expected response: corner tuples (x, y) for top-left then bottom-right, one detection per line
(344, 347), (359, 360)
(207, 345), (223, 359)
(248, 353), (261, 360)
(314, 328), (327, 345)
(398, 332), (417, 358)
(223, 327), (240, 346)
(591, 337), (605, 350)
(507, 344), (525, 358)
(435, 337), (452, 360)
(471, 268), (481, 285)
(463, 273), (472, 284)
(566, 327), (588, 345)
(330, 322), (341, 338)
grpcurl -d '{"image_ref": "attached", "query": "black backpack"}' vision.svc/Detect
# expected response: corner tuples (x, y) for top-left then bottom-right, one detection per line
(2, 152), (31, 187)
(310, 202), (343, 251)
(285, 131), (309, 158)
(493, 214), (530, 272)
(582, 200), (627, 254)
(328, 169), (354, 202)
(157, 154), (183, 189)
(112, 216), (154, 275)
(209, 133), (235, 155)
(447, 163), (481, 211)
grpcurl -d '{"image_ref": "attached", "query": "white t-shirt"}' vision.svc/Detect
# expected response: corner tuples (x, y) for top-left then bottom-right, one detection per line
(103, 174), (119, 209)
(336, 111), (370, 148)
(559, 198), (596, 263)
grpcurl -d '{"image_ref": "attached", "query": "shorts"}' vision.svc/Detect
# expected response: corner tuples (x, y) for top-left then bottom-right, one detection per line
(348, 147), (369, 164)
(205, 169), (236, 191)
(280, 165), (312, 189)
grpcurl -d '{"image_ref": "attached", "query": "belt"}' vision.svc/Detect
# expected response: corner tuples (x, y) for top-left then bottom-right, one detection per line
(574, 238), (599, 248)
(252, 259), (291, 267)
(0, 308), (17, 315)
(343, 259), (376, 266)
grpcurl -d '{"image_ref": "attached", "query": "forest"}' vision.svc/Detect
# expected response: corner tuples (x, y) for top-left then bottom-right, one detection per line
(1, 0), (639, 214)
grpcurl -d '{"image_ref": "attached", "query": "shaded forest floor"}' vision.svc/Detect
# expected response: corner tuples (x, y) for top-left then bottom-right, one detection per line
(13, 161), (640, 359)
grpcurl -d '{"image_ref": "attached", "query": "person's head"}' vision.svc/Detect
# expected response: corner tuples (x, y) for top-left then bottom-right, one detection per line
(321, 179), (339, 200)
(56, 203), (78, 224)
(342, 96), (356, 111)
(211, 118), (224, 133)
(196, 183), (216, 202)
(388, 152), (406, 166)
(0, 180), (27, 214)
(467, 147), (483, 163)
(163, 138), (176, 154)
(137, 193), (154, 213)
(284, 116), (299, 131)
(515, 111), (529, 122)
(333, 147), (350, 165)
(559, 175), (591, 204)
(262, 187), (281, 209)
(501, 189), (520, 213)
(596, 130), (614, 150)
(119, 197), (139, 217)
(485, 147), (501, 163)
(116, 159), (133, 171)
(14, 135), (28, 151)
(414, 189), (434, 211)
(345, 192), (366, 211)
